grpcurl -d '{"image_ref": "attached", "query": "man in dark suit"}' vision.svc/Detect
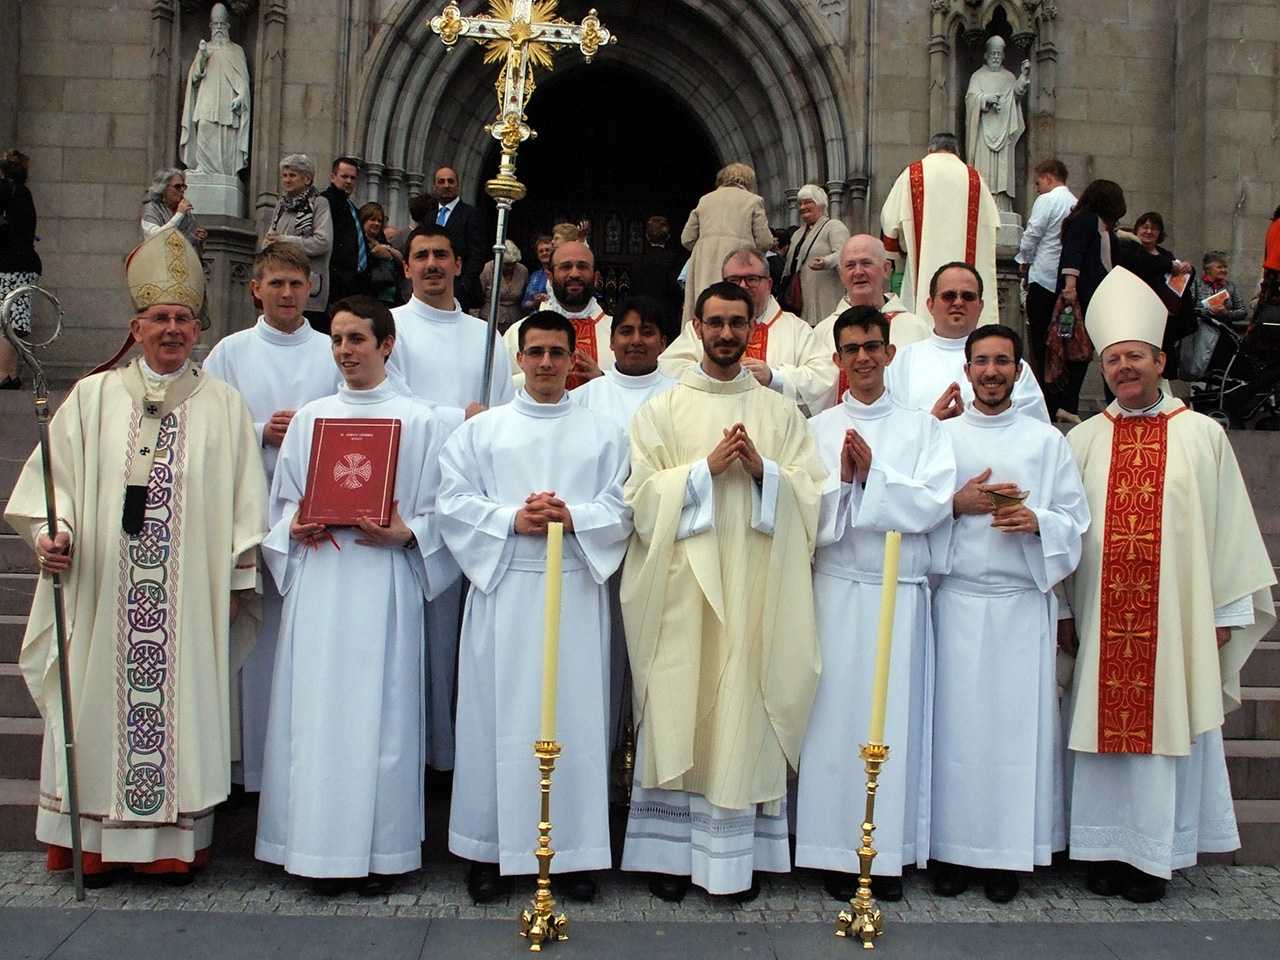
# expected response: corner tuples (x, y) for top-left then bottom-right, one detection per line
(433, 165), (486, 311)
(627, 215), (684, 336)
(322, 156), (368, 312)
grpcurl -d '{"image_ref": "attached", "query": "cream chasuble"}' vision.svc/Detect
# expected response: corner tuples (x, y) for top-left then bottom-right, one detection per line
(880, 152), (1000, 325)
(658, 297), (831, 414)
(5, 361), (268, 863)
(620, 367), (826, 810)
(1064, 395), (1276, 757)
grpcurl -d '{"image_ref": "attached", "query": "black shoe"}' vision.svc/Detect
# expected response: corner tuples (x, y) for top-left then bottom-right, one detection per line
(730, 873), (761, 904)
(560, 871), (597, 903)
(358, 873), (396, 897)
(82, 871), (120, 890)
(158, 871), (195, 887)
(871, 875), (904, 902)
(822, 870), (857, 902)
(466, 861), (504, 905)
(0, 376), (22, 390)
(983, 869), (1019, 904)
(932, 862), (968, 897)
(648, 873), (690, 903)
(1121, 867), (1167, 904)
(310, 877), (349, 897)
(1084, 860), (1123, 897)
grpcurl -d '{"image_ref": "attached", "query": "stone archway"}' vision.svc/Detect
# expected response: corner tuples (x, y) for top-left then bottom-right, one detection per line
(352, 0), (858, 229)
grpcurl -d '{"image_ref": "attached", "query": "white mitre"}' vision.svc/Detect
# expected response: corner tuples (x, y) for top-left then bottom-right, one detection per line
(1084, 267), (1166, 352)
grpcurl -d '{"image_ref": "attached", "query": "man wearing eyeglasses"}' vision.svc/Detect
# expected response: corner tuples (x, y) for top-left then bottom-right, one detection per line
(659, 248), (830, 413)
(438, 311), (632, 907)
(622, 281), (826, 903)
(795, 305), (955, 906)
(886, 261), (1049, 422)
(928, 323), (1088, 904)
(6, 228), (268, 885)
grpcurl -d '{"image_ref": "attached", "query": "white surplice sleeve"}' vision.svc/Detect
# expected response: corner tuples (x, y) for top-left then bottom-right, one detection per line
(1023, 434), (1090, 592)
(437, 420), (518, 594)
(852, 417), (956, 536)
(402, 407), (463, 600)
(565, 423), (634, 583)
(750, 458), (781, 536)
(260, 407), (313, 595)
(676, 459), (715, 541)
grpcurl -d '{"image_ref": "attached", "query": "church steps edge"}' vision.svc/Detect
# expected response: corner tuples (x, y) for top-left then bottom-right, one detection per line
(0, 664), (39, 719)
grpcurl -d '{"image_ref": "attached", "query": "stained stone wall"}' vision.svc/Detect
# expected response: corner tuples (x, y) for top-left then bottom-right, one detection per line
(8, 0), (1279, 374)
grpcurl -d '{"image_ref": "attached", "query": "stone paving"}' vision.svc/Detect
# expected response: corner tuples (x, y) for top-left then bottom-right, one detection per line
(2, 849), (1278, 926)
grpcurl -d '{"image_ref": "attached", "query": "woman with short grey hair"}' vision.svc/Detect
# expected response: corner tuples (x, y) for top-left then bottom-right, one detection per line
(782, 182), (849, 326)
(264, 153), (333, 328)
(140, 166), (207, 250)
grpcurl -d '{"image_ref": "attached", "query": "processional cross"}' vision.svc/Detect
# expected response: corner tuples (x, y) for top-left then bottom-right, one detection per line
(430, 1), (616, 404)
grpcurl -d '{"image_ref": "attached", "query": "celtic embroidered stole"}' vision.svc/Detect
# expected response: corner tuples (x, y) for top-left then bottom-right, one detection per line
(1096, 409), (1185, 753)
(566, 313), (603, 390)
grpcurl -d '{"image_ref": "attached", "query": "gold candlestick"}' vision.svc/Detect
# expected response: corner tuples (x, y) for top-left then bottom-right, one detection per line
(519, 739), (568, 951)
(835, 742), (890, 949)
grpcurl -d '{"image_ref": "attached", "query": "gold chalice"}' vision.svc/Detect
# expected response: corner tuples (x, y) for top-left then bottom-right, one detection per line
(986, 488), (1029, 511)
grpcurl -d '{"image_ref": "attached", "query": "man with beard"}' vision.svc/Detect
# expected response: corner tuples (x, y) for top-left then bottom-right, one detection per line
(621, 281), (826, 903)
(1061, 268), (1275, 903)
(504, 241), (612, 390)
(795, 306), (955, 905)
(660, 248), (831, 414)
(929, 324), (1089, 904)
(886, 262), (1048, 422)
(388, 224), (511, 772)
(809, 235), (932, 412)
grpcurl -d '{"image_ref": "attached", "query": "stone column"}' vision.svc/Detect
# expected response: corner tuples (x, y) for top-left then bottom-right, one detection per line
(198, 215), (259, 348)
(251, 0), (288, 236)
(385, 167), (407, 232)
(364, 160), (385, 206)
(1030, 7), (1058, 168)
(927, 0), (951, 139)
(825, 179), (846, 220)
(147, 1), (180, 174)
(845, 175), (870, 232)
(783, 187), (799, 226)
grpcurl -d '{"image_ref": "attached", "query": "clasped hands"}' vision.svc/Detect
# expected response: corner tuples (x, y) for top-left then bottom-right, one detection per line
(707, 423), (764, 480)
(931, 382), (965, 421)
(840, 427), (872, 484)
(953, 468), (1039, 534)
(515, 491), (575, 535)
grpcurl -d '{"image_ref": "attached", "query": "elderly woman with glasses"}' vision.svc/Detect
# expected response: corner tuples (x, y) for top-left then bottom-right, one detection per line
(263, 153), (333, 329)
(141, 167), (207, 251)
(783, 184), (849, 327)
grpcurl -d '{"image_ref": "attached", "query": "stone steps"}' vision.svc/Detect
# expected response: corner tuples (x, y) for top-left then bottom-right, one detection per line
(1225, 739), (1280, 801)
(1235, 799), (1280, 865)
(0, 717), (42, 779)
(1223, 686), (1280, 740)
(0, 778), (38, 852)
(0, 572), (35, 616)
(0, 534), (31, 574)
(0, 663), (39, 718)
(0, 615), (23, 662)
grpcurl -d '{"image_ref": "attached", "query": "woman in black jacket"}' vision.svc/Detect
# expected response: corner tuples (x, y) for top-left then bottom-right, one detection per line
(1131, 211), (1195, 379)
(1052, 181), (1175, 414)
(0, 150), (42, 388)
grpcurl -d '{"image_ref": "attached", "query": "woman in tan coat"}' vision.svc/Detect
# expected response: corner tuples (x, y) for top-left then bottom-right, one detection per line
(680, 163), (773, 322)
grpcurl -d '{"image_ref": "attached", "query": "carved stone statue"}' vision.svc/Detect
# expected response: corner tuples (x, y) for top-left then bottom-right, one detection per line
(964, 35), (1030, 210)
(179, 3), (251, 177)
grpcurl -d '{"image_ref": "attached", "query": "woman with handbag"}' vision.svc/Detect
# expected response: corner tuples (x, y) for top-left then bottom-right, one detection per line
(0, 150), (42, 388)
(782, 184), (849, 326)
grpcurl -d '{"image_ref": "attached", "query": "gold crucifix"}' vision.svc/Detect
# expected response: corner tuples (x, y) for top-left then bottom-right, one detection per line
(431, 1), (615, 195)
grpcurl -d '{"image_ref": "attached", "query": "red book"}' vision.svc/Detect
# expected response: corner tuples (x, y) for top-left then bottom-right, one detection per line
(298, 418), (401, 526)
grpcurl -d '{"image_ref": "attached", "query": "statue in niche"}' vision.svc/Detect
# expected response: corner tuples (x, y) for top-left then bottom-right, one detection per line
(179, 3), (252, 177)
(964, 34), (1030, 210)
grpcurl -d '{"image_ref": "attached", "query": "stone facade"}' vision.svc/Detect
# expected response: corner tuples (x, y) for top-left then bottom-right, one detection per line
(7, 0), (1278, 374)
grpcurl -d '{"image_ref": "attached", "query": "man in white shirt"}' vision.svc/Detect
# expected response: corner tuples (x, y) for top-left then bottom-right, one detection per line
(886, 262), (1049, 423)
(1015, 160), (1076, 386)
(203, 243), (339, 792)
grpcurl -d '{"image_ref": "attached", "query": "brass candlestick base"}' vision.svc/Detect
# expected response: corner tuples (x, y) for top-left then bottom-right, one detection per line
(519, 739), (568, 951)
(835, 742), (890, 949)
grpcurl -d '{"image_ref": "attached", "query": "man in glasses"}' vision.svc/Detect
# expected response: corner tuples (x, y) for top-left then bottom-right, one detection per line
(438, 311), (631, 906)
(660, 248), (830, 413)
(622, 282), (826, 903)
(810, 234), (933, 412)
(795, 305), (955, 905)
(929, 323), (1088, 904)
(886, 261), (1049, 422)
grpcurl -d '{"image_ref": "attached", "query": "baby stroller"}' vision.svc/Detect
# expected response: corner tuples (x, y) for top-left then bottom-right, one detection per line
(1186, 314), (1280, 429)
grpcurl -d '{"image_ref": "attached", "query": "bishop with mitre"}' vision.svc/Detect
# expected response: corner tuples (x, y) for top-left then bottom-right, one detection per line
(1061, 268), (1276, 903)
